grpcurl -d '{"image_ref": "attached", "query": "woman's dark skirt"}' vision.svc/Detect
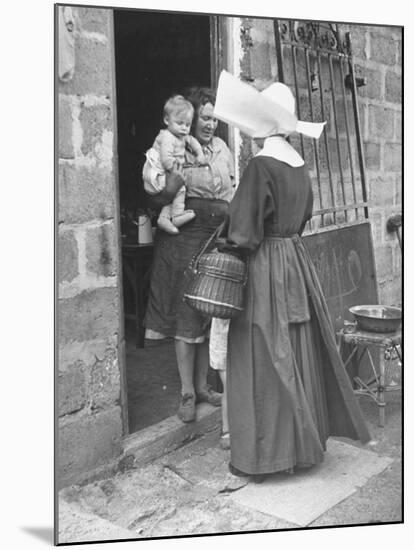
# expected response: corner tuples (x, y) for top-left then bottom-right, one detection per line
(144, 198), (228, 341)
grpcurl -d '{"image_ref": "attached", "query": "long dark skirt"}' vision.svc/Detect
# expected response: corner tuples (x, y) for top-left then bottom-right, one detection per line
(144, 198), (228, 340)
(227, 235), (370, 475)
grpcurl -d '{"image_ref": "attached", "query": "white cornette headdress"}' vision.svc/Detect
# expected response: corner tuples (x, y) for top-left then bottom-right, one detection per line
(214, 70), (326, 140)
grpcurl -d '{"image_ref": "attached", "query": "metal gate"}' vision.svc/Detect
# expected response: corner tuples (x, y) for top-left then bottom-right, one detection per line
(274, 20), (369, 230)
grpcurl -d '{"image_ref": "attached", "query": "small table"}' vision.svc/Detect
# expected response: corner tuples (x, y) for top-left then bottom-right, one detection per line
(122, 243), (154, 347)
(338, 327), (402, 427)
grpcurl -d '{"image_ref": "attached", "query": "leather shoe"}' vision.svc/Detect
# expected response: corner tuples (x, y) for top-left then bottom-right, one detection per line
(228, 463), (249, 477)
(196, 385), (222, 407)
(228, 462), (266, 483)
(177, 393), (196, 423)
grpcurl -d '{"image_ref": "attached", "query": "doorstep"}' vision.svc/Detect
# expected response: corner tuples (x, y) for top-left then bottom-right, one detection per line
(121, 403), (221, 468)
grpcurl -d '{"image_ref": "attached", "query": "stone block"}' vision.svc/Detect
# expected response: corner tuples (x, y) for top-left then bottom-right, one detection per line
(58, 162), (116, 224)
(384, 143), (402, 172)
(89, 347), (120, 409)
(58, 287), (120, 344)
(85, 222), (118, 277)
(58, 406), (122, 485)
(357, 66), (383, 101)
(359, 102), (368, 141)
(375, 243), (394, 280)
(369, 105), (394, 140)
(239, 54), (252, 83)
(61, 35), (112, 97)
(80, 103), (113, 156)
(58, 339), (120, 413)
(370, 210), (384, 245)
(348, 25), (368, 60)
(368, 175), (395, 206)
(378, 277), (402, 306)
(364, 141), (381, 171)
(394, 241), (402, 272)
(385, 70), (402, 104)
(58, 361), (87, 416)
(240, 18), (254, 47)
(370, 32), (397, 65)
(396, 39), (402, 65)
(77, 6), (110, 34)
(395, 176), (402, 205)
(395, 112), (402, 142)
(250, 42), (273, 82)
(58, 95), (75, 159)
(58, 229), (79, 284)
(124, 403), (221, 470)
(58, 499), (134, 544)
(251, 18), (272, 40)
(58, 339), (117, 372)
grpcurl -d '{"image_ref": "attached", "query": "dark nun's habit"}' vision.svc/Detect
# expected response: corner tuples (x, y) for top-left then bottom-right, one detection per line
(225, 155), (371, 475)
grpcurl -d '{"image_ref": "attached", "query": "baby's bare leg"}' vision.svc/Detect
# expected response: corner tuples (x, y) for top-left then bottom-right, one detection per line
(157, 203), (178, 234)
(171, 187), (195, 227)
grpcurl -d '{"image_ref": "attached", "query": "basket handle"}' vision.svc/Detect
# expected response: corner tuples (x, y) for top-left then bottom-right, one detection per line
(191, 221), (226, 270)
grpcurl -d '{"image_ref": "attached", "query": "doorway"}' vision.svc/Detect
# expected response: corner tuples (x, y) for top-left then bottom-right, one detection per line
(114, 9), (213, 434)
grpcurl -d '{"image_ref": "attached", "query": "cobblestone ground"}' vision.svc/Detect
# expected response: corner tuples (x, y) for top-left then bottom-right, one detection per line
(58, 392), (402, 544)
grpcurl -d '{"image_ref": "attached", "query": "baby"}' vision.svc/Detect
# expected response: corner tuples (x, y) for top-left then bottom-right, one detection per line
(143, 95), (205, 234)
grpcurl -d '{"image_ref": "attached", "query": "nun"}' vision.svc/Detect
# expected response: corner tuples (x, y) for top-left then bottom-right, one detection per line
(214, 71), (370, 478)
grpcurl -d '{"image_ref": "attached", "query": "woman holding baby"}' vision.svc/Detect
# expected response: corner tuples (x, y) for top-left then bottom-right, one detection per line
(143, 86), (234, 429)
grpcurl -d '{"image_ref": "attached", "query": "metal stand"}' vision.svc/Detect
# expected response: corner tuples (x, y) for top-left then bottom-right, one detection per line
(338, 327), (401, 427)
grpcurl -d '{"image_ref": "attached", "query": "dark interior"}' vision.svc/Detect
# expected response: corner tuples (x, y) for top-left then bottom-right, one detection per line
(114, 9), (212, 434)
(114, 9), (211, 214)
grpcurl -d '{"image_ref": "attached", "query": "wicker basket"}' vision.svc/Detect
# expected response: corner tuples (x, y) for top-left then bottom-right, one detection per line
(183, 224), (247, 319)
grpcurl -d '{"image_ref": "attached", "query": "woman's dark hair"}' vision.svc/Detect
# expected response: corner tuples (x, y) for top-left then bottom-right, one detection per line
(182, 87), (216, 133)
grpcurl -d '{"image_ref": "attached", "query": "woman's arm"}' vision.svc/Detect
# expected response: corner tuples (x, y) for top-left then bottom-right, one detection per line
(145, 170), (185, 209)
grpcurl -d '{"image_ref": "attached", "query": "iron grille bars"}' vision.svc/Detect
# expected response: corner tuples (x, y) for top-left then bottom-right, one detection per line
(274, 20), (369, 228)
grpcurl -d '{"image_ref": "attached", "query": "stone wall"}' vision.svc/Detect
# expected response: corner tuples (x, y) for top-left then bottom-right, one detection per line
(57, 6), (124, 487)
(236, 19), (402, 306)
(349, 25), (402, 305)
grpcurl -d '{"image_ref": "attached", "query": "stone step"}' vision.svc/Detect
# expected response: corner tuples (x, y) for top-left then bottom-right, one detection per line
(122, 403), (221, 469)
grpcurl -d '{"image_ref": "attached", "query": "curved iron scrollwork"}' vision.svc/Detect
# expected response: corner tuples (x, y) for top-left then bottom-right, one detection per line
(279, 20), (350, 55)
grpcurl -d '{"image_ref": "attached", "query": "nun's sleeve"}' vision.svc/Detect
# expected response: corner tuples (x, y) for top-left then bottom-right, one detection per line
(298, 173), (314, 236)
(224, 158), (274, 254)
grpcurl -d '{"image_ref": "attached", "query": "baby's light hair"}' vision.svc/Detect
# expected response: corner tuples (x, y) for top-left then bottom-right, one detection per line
(163, 95), (194, 119)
